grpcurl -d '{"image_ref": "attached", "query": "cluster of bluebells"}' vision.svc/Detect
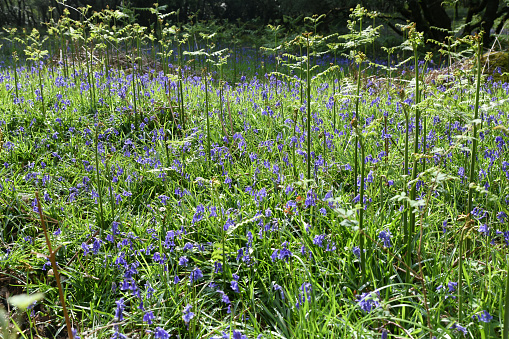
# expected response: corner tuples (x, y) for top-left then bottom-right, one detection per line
(436, 282), (458, 300)
(356, 291), (381, 313)
(378, 230), (392, 248)
(3, 36), (509, 339)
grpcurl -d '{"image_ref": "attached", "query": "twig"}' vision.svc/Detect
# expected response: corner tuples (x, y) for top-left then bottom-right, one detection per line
(35, 192), (73, 339)
(65, 229), (100, 267)
(385, 321), (415, 339)
(359, 229), (423, 281)
(82, 321), (126, 336)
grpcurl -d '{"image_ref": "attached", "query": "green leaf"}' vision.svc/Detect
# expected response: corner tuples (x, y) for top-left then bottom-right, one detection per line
(8, 293), (45, 310)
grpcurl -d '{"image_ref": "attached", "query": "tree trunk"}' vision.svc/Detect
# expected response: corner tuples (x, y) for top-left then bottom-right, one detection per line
(480, 0), (500, 47)
(16, 0), (21, 26)
(39, 5), (47, 24)
(419, 0), (451, 41)
(20, 0), (25, 26)
(398, 0), (451, 42)
(463, 0), (488, 35)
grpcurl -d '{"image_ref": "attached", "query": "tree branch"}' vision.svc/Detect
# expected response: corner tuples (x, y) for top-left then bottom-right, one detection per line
(386, 20), (403, 36)
(463, 0), (489, 35)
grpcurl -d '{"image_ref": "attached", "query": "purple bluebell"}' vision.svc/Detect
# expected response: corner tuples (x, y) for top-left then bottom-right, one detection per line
(143, 311), (155, 324)
(114, 298), (125, 321)
(153, 327), (170, 339)
(182, 304), (194, 323)
(217, 289), (231, 304)
(223, 217), (235, 231)
(189, 268), (203, 283)
(231, 280), (240, 293)
(356, 292), (380, 313)
(478, 224), (489, 235)
(232, 330), (248, 339)
(451, 323), (467, 335)
(273, 283), (285, 300)
(378, 230), (392, 248)
(179, 256), (189, 267)
(352, 246), (361, 259)
(214, 261), (223, 273)
(497, 211), (507, 223)
(475, 310), (493, 323)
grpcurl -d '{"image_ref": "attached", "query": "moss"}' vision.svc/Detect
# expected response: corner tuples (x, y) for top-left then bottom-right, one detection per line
(480, 51), (509, 82)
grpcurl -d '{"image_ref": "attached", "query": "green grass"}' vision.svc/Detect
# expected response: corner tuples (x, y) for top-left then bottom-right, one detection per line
(0, 10), (509, 339)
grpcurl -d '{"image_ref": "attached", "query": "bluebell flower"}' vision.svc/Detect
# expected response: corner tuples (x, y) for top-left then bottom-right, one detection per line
(246, 231), (253, 247)
(92, 237), (102, 255)
(153, 327), (170, 339)
(145, 282), (154, 299)
(471, 207), (487, 220)
(111, 327), (128, 339)
(182, 304), (194, 324)
(458, 167), (465, 178)
(217, 290), (231, 304)
(232, 330), (248, 339)
(82, 243), (91, 256)
(451, 323), (467, 335)
(143, 311), (155, 324)
(209, 206), (218, 218)
(211, 332), (230, 339)
(356, 292), (380, 313)
(42, 259), (51, 271)
(378, 230), (392, 248)
(299, 282), (312, 301)
(32, 198), (39, 213)
(352, 246), (361, 259)
(313, 234), (326, 248)
(223, 217), (235, 231)
(231, 280), (240, 293)
(214, 261), (223, 273)
(158, 195), (170, 205)
(164, 231), (175, 249)
(114, 298), (125, 321)
(271, 249), (279, 262)
(475, 310), (493, 323)
(497, 211), (507, 223)
(179, 256), (189, 267)
(478, 224), (489, 235)
(192, 204), (205, 224)
(304, 189), (316, 208)
(448, 281), (458, 293)
(190, 268), (203, 283)
(278, 242), (293, 261)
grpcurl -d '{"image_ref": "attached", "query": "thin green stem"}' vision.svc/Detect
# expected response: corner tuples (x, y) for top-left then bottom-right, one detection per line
(467, 36), (483, 215)
(306, 35), (311, 182)
(95, 125), (105, 233)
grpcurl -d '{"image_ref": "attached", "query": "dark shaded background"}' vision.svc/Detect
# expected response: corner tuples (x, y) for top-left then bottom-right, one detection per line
(1, 0), (507, 47)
